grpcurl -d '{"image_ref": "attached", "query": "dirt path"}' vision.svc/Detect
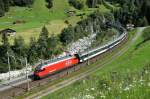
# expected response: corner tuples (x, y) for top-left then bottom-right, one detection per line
(131, 27), (145, 43)
(26, 27), (145, 99)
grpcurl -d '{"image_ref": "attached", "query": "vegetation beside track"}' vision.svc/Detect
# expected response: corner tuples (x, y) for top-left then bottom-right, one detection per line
(14, 26), (133, 99)
(15, 25), (130, 99)
(41, 28), (150, 99)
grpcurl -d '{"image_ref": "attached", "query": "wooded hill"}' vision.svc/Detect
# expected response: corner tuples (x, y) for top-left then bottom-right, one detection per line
(108, 0), (150, 26)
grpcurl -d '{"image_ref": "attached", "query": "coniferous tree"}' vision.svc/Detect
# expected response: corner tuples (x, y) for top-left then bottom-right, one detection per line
(142, 0), (150, 24)
(86, 0), (103, 8)
(1, 33), (10, 59)
(3, 0), (10, 12)
(28, 37), (38, 63)
(68, 0), (84, 10)
(12, 0), (34, 6)
(0, 33), (15, 72)
(47, 34), (62, 57)
(60, 25), (74, 45)
(0, 0), (5, 16)
(38, 26), (49, 59)
(46, 0), (53, 9)
(13, 36), (26, 58)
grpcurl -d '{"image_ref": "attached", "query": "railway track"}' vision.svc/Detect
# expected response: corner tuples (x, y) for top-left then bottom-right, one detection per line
(0, 32), (128, 99)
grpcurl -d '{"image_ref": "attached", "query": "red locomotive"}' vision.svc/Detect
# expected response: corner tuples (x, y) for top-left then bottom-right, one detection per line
(34, 55), (79, 79)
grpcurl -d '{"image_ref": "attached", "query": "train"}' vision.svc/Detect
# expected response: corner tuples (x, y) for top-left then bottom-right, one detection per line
(34, 25), (127, 79)
(34, 55), (79, 79)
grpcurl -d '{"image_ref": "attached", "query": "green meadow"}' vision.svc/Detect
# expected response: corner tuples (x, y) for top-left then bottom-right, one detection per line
(42, 28), (150, 99)
(0, 0), (111, 44)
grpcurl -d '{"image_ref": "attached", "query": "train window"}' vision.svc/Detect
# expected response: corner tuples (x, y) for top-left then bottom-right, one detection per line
(35, 67), (45, 72)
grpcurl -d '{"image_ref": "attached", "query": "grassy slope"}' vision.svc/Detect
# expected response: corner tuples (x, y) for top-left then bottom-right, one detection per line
(95, 29), (150, 75)
(0, 0), (67, 44)
(42, 28), (150, 99)
(0, 0), (111, 44)
(0, 0), (78, 44)
(0, 0), (69, 30)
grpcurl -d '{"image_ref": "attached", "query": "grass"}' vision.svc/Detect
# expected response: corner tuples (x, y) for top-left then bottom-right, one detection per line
(0, 0), (113, 44)
(0, 0), (79, 44)
(41, 28), (150, 99)
(95, 28), (150, 75)
(0, 0), (69, 30)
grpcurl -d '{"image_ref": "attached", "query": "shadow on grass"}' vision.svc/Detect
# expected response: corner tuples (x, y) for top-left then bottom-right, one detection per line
(135, 38), (150, 50)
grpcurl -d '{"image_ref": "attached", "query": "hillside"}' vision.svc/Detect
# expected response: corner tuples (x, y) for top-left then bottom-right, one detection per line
(0, 0), (112, 44)
(0, 0), (70, 44)
(0, 0), (69, 30)
(42, 28), (150, 99)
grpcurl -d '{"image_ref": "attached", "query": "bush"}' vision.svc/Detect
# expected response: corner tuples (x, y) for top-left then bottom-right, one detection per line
(45, 0), (53, 9)
(0, 62), (8, 73)
(68, 0), (84, 10)
(86, 0), (103, 8)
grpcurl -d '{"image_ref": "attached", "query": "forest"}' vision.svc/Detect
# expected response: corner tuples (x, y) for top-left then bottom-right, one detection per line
(108, 0), (150, 26)
(69, 0), (150, 26)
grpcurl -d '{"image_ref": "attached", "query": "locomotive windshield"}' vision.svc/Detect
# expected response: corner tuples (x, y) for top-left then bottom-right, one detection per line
(35, 65), (42, 72)
(35, 63), (45, 72)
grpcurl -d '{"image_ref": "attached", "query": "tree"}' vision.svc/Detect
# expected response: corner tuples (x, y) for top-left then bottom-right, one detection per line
(0, 33), (15, 72)
(1, 33), (9, 47)
(27, 37), (38, 63)
(12, 0), (34, 6)
(0, 33), (10, 61)
(86, 0), (103, 8)
(48, 35), (62, 57)
(3, 0), (10, 12)
(13, 36), (26, 58)
(37, 26), (49, 59)
(60, 25), (74, 45)
(136, 16), (149, 26)
(68, 0), (84, 10)
(0, 0), (5, 16)
(46, 0), (53, 9)
(1, 33), (13, 62)
(142, 0), (150, 24)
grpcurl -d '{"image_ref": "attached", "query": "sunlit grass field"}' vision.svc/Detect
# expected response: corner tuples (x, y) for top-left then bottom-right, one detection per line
(0, 0), (111, 44)
(0, 0), (79, 44)
(0, 0), (69, 30)
(0, 0), (70, 44)
(42, 28), (150, 99)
